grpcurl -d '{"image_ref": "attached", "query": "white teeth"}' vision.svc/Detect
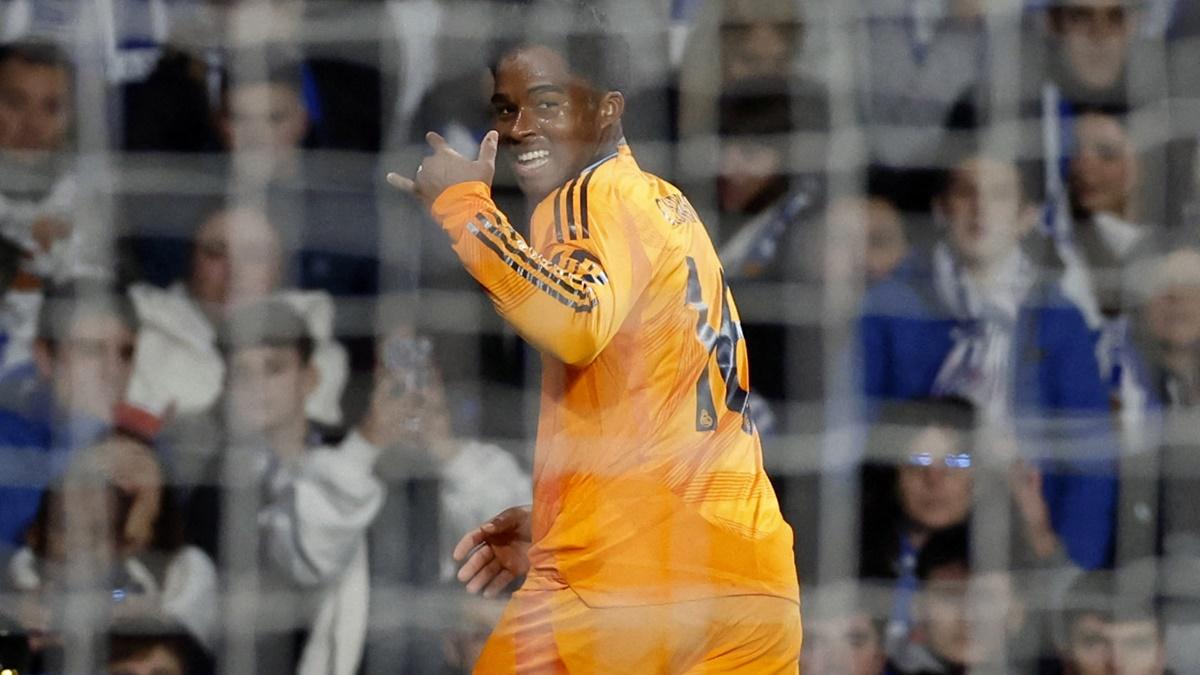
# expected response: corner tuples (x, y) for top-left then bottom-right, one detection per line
(517, 150), (549, 163)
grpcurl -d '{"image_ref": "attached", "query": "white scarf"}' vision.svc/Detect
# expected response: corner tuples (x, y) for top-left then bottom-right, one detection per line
(930, 242), (1034, 423)
(297, 541), (370, 675)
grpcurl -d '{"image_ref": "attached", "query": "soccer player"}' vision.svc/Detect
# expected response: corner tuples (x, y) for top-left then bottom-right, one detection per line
(387, 18), (801, 674)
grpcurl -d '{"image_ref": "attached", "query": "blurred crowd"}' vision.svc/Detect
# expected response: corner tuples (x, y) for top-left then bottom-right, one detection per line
(0, 0), (1198, 673)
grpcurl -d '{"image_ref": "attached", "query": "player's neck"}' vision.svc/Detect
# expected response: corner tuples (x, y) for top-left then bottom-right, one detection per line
(578, 131), (622, 176)
(598, 123), (623, 159)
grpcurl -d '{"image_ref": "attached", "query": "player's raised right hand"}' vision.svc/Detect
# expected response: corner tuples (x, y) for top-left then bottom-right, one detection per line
(452, 505), (532, 598)
(387, 130), (498, 206)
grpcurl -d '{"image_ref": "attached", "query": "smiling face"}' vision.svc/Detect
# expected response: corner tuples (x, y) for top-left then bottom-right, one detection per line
(490, 45), (623, 204)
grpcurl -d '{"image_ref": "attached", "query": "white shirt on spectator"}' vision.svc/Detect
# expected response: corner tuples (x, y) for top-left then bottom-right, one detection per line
(254, 430), (384, 675)
(125, 281), (348, 427)
(438, 439), (532, 582)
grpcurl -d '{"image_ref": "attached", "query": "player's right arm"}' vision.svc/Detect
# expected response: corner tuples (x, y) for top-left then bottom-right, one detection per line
(389, 132), (650, 366)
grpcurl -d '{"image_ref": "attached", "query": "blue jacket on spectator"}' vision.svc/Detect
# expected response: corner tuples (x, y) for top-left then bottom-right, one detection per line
(859, 250), (1119, 569)
(0, 381), (110, 555)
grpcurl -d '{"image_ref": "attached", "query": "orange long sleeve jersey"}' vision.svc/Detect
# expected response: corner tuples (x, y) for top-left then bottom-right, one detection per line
(430, 144), (799, 607)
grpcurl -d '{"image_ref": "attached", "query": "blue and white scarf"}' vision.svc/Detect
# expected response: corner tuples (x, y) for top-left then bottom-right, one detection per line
(719, 189), (815, 280)
(930, 242), (1035, 423)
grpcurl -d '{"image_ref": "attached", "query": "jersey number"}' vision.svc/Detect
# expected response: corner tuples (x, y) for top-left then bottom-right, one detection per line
(685, 257), (752, 433)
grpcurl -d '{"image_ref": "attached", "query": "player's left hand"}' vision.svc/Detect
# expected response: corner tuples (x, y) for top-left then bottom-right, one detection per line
(387, 130), (498, 205)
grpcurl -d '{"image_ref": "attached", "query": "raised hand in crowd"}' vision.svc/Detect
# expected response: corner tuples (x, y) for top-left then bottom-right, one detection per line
(64, 434), (164, 557)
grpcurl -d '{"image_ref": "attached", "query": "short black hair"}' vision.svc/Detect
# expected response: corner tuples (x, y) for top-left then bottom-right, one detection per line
(718, 80), (793, 138)
(865, 397), (978, 464)
(934, 136), (1042, 206)
(1046, 0), (1138, 22)
(217, 299), (314, 365)
(35, 280), (139, 352)
(219, 55), (306, 104)
(488, 3), (631, 94)
(916, 524), (1008, 581)
(0, 39), (73, 76)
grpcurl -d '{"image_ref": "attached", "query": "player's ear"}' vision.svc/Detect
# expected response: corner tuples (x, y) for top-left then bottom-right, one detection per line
(598, 91), (624, 131)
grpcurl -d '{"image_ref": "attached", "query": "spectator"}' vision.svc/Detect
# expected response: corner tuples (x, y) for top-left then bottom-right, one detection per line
(711, 84), (826, 433)
(719, 7), (799, 84)
(1054, 106), (1163, 430)
(1060, 106), (1153, 324)
(1053, 566), (1170, 675)
(823, 193), (912, 288)
(1128, 246), (1200, 409)
(676, 0), (826, 163)
(691, 0), (805, 88)
(801, 583), (890, 675)
(362, 329), (531, 673)
(859, 399), (1064, 664)
(1045, 0), (1139, 102)
(216, 60), (311, 181)
(859, 149), (1119, 569)
(214, 60), (381, 301)
(1068, 107), (1143, 229)
(107, 616), (214, 675)
(184, 300), (412, 675)
(904, 524), (1033, 674)
(0, 281), (141, 553)
(8, 446), (218, 652)
(120, 46), (221, 154)
(1112, 245), (1200, 562)
(950, 0), (1185, 230)
(715, 84), (824, 281)
(0, 40), (105, 283)
(123, 205), (348, 444)
(854, 0), (988, 201)
(373, 330), (531, 583)
(951, 0), (1143, 123)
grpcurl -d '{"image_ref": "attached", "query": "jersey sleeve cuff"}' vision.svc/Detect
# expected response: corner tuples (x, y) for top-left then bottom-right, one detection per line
(430, 181), (495, 239)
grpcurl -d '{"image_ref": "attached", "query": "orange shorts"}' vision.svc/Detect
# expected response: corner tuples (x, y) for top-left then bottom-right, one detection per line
(472, 588), (802, 674)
